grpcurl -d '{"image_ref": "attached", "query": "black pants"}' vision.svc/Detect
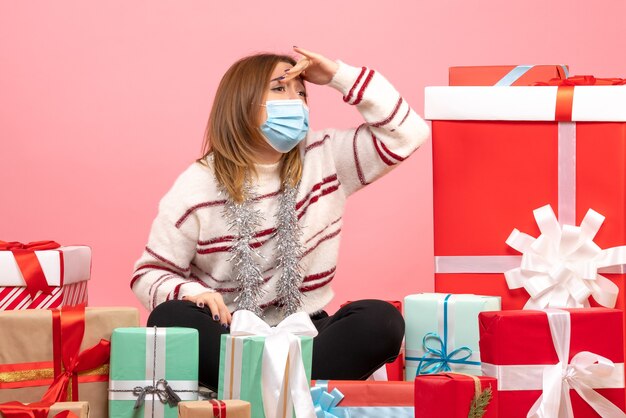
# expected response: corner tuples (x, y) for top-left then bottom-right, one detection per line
(147, 299), (404, 390)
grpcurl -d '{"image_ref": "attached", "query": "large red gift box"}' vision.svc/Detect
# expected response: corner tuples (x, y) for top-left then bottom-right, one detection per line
(414, 373), (497, 418)
(449, 64), (568, 86)
(479, 308), (625, 417)
(0, 242), (90, 310)
(426, 83), (626, 312)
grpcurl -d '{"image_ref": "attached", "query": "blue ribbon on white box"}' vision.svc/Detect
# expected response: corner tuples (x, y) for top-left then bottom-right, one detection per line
(406, 294), (481, 376)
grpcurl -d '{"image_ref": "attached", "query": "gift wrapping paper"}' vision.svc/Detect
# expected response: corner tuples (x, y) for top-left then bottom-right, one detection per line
(449, 64), (568, 86)
(0, 244), (90, 310)
(0, 307), (139, 418)
(218, 311), (315, 418)
(178, 400), (250, 418)
(479, 308), (625, 417)
(311, 380), (414, 417)
(108, 327), (199, 418)
(0, 402), (89, 418)
(426, 83), (626, 314)
(414, 373), (497, 418)
(404, 293), (500, 379)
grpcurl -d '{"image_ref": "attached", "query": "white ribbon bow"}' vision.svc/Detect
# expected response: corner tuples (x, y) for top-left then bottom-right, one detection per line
(505, 205), (625, 309)
(230, 310), (318, 418)
(527, 309), (626, 418)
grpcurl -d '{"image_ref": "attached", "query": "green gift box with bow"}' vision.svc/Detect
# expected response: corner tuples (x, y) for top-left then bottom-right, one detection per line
(404, 293), (500, 379)
(108, 327), (199, 418)
(218, 311), (316, 418)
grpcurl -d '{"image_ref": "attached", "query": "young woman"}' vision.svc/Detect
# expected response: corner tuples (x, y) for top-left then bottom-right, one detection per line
(132, 47), (430, 390)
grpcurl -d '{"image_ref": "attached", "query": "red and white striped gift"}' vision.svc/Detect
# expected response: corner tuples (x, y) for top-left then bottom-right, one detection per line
(0, 244), (91, 310)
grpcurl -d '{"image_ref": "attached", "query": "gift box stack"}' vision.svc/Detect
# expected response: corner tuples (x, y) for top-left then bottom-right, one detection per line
(409, 64), (626, 417)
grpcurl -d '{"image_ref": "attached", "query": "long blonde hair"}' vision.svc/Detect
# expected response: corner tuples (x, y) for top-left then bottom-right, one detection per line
(199, 53), (304, 202)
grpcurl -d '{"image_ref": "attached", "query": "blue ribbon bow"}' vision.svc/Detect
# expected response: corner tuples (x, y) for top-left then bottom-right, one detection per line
(408, 294), (481, 376)
(311, 384), (344, 418)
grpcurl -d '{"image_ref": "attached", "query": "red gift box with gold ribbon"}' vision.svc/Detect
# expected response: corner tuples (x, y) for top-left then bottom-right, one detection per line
(0, 306), (138, 418)
(0, 241), (91, 310)
(426, 76), (626, 313)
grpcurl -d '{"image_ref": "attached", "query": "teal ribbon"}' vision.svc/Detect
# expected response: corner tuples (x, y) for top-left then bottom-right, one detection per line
(311, 382), (344, 418)
(406, 294), (480, 375)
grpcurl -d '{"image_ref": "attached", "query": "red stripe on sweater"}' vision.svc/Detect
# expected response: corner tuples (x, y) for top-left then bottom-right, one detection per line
(370, 97), (403, 127)
(150, 273), (174, 310)
(300, 274), (335, 292)
(198, 228), (274, 246)
(175, 190), (281, 228)
(344, 67), (367, 103)
(353, 124), (369, 186)
(353, 70), (374, 105)
(302, 266), (336, 283)
(303, 228), (342, 257)
(145, 247), (190, 272)
(305, 217), (342, 244)
(398, 106), (411, 127)
(305, 135), (330, 153)
(197, 236), (272, 255)
(296, 174), (338, 210)
(377, 136), (406, 162)
(297, 184), (341, 220)
(212, 275), (273, 293)
(372, 134), (397, 166)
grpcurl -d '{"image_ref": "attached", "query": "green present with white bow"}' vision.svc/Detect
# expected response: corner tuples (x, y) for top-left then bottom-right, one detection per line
(404, 293), (500, 379)
(218, 310), (316, 418)
(108, 327), (199, 418)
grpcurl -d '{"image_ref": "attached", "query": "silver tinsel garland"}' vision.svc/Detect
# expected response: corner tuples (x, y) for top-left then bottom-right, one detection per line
(223, 180), (304, 317)
(223, 182), (266, 316)
(274, 182), (304, 316)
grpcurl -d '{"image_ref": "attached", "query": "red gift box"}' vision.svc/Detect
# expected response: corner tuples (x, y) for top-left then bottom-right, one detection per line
(449, 64), (568, 86)
(341, 300), (404, 381)
(479, 308), (625, 417)
(0, 242), (90, 310)
(426, 82), (626, 312)
(414, 373), (497, 418)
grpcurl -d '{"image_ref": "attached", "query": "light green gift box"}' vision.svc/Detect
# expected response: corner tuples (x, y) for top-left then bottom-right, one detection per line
(404, 293), (500, 380)
(218, 334), (313, 418)
(108, 327), (199, 418)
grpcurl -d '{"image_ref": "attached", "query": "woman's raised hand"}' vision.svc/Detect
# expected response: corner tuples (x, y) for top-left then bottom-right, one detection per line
(282, 46), (339, 86)
(183, 291), (232, 327)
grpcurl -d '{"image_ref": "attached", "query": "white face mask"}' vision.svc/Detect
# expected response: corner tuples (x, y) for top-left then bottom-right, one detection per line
(260, 99), (310, 153)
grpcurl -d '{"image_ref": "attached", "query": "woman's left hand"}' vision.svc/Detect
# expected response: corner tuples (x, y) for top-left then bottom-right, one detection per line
(282, 47), (339, 86)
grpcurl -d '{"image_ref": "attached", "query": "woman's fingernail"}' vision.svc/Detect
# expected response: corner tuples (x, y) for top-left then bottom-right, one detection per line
(213, 314), (220, 321)
(222, 323), (229, 329)
(196, 302), (205, 308)
(293, 45), (298, 48)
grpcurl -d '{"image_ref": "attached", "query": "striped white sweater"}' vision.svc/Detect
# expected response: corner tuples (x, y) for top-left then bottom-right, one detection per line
(131, 61), (430, 325)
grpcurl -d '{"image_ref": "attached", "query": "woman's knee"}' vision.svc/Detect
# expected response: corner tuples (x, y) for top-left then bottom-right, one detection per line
(342, 299), (405, 355)
(147, 299), (205, 327)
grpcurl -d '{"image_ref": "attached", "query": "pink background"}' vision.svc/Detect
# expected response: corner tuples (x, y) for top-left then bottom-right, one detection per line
(2, 1), (626, 322)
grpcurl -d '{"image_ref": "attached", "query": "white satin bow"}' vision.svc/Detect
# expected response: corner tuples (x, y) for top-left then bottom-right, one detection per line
(505, 205), (624, 309)
(230, 310), (318, 418)
(527, 309), (625, 418)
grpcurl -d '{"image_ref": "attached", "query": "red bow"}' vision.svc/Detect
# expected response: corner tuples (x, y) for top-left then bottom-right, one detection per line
(0, 402), (79, 418)
(532, 75), (626, 121)
(0, 241), (61, 298)
(39, 305), (111, 403)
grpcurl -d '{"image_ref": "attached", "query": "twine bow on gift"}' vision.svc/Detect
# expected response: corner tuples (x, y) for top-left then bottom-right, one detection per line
(504, 205), (626, 309)
(229, 310), (318, 418)
(527, 310), (626, 418)
(0, 240), (61, 298)
(310, 386), (344, 418)
(132, 379), (181, 409)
